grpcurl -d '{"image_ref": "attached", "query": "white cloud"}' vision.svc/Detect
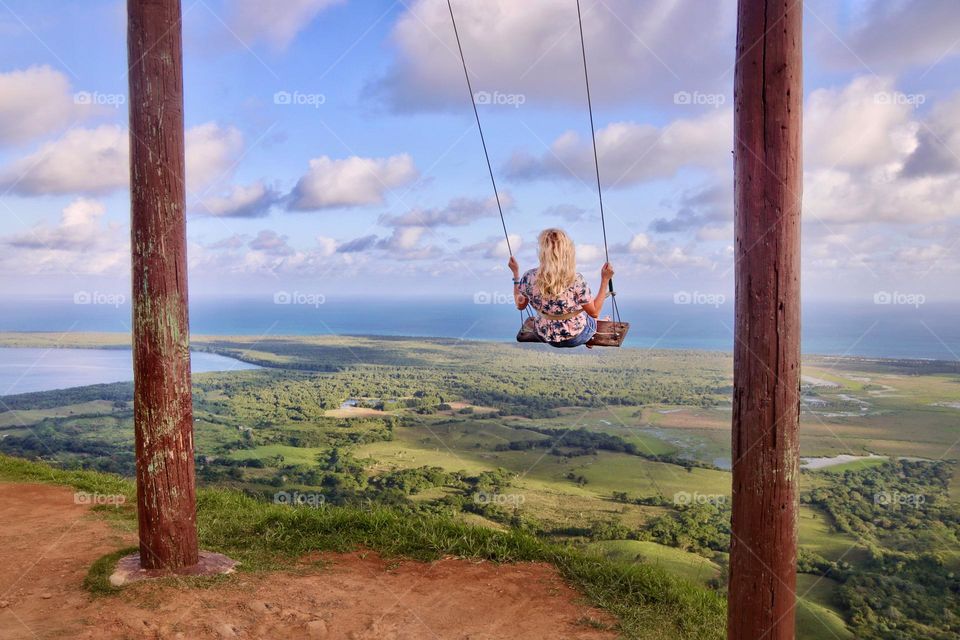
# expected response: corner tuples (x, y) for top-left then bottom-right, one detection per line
(826, 0), (960, 72)
(543, 204), (590, 222)
(805, 76), (917, 170)
(288, 154), (418, 210)
(0, 125), (128, 195)
(196, 181), (277, 218)
(506, 109), (732, 186)
(487, 233), (521, 259)
(801, 80), (960, 227)
(461, 232), (522, 259)
(372, 0), (735, 111)
(6, 198), (107, 250)
(379, 226), (426, 251)
(800, 228), (960, 288)
(337, 234), (378, 253)
(185, 123), (245, 192)
(368, 226), (442, 261)
(576, 243), (604, 263)
(379, 194), (508, 228)
(894, 243), (950, 265)
(0, 122), (246, 197)
(1, 198), (126, 274)
(249, 229), (294, 256)
(668, 78), (960, 229)
(627, 233), (651, 252)
(650, 184), (731, 234)
(315, 235), (338, 257)
(695, 224), (732, 242)
(207, 234), (248, 250)
(613, 232), (711, 271)
(225, 0), (345, 50)
(805, 167), (960, 226)
(902, 93), (960, 177)
(0, 65), (100, 147)
(511, 75), (959, 237)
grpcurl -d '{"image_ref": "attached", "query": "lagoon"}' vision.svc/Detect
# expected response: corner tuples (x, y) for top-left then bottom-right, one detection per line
(0, 348), (259, 396)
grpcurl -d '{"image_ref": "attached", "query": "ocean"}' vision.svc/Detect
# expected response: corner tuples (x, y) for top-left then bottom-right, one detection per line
(1, 295), (957, 361)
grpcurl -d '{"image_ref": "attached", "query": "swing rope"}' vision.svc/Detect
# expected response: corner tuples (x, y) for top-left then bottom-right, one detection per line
(575, 0), (620, 324)
(448, 0), (532, 325)
(448, 0), (620, 325)
(447, 0), (512, 259)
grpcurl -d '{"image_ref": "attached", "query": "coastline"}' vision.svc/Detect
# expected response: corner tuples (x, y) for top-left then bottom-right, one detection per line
(3, 331), (960, 367)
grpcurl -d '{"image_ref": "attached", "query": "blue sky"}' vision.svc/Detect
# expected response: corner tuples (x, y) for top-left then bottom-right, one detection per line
(0, 0), (958, 305)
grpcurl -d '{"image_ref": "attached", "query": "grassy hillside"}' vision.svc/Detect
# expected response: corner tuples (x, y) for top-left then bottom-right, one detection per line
(0, 454), (725, 640)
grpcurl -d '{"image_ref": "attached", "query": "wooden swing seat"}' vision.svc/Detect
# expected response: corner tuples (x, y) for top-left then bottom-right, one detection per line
(516, 316), (630, 348)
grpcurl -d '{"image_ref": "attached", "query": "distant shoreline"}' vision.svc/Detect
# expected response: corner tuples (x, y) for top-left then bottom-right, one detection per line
(3, 298), (958, 360)
(2, 331), (959, 371)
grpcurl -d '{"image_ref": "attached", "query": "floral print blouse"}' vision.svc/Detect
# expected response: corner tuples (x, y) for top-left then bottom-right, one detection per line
(519, 268), (592, 343)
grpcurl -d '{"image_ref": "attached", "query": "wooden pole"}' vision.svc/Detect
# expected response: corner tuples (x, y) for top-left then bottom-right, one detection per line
(127, 0), (199, 571)
(728, 1), (802, 638)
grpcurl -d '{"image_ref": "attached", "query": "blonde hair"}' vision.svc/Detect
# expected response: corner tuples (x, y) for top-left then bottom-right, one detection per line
(537, 228), (576, 297)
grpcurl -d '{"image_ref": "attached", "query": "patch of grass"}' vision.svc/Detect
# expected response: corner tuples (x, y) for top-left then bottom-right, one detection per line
(797, 505), (866, 565)
(0, 454), (726, 639)
(83, 546), (137, 596)
(223, 443), (326, 466)
(587, 540), (721, 586)
(0, 400), (122, 428)
(816, 457), (889, 474)
(795, 575), (854, 639)
(0, 453), (133, 498)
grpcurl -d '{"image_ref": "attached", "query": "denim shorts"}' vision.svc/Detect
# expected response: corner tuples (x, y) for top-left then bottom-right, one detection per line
(549, 313), (597, 348)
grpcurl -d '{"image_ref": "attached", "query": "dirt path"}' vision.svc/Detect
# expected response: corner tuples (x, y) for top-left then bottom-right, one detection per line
(0, 483), (617, 639)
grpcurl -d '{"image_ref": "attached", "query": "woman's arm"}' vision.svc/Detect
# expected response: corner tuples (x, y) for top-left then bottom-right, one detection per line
(581, 262), (614, 318)
(508, 257), (528, 310)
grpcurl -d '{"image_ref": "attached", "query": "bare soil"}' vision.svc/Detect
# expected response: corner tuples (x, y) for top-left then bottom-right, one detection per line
(323, 406), (389, 418)
(0, 482), (617, 639)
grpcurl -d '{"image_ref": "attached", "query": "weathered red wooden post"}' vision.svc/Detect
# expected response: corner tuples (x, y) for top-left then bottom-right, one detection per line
(127, 0), (198, 571)
(728, 0), (803, 638)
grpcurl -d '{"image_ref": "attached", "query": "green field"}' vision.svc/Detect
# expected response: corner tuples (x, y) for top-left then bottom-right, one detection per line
(588, 539), (722, 585)
(795, 575), (854, 640)
(1, 333), (957, 639)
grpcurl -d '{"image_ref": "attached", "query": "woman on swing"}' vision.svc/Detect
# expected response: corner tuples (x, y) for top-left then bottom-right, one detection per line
(510, 228), (615, 348)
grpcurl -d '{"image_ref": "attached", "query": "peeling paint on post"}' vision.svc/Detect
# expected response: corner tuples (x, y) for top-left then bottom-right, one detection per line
(127, 0), (199, 571)
(729, 1), (802, 638)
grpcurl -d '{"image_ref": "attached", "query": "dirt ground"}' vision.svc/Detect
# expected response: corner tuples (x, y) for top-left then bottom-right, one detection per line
(322, 406), (388, 419)
(0, 482), (617, 639)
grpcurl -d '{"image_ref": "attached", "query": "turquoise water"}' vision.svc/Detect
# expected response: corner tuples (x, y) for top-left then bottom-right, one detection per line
(0, 348), (259, 396)
(1, 296), (958, 360)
